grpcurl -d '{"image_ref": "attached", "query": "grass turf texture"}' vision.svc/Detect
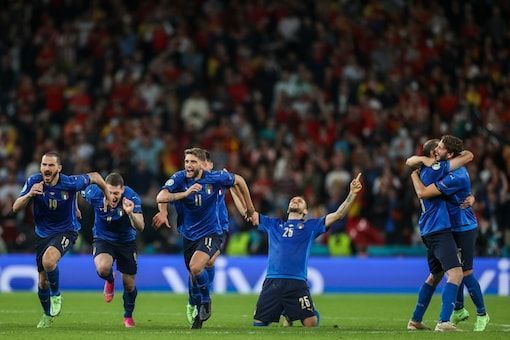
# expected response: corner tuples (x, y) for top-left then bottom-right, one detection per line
(0, 293), (508, 339)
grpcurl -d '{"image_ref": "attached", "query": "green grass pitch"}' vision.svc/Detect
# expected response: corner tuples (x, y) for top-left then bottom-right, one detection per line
(0, 293), (508, 339)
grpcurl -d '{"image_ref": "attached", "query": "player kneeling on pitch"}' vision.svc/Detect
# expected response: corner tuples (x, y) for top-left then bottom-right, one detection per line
(249, 173), (362, 327)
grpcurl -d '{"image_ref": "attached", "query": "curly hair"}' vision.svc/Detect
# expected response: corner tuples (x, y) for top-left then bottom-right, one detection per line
(440, 135), (464, 157)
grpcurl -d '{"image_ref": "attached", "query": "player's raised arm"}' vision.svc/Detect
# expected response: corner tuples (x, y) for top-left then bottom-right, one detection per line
(87, 172), (112, 205)
(405, 156), (435, 168)
(325, 173), (362, 228)
(232, 174), (255, 218)
(12, 181), (43, 213)
(410, 169), (441, 199)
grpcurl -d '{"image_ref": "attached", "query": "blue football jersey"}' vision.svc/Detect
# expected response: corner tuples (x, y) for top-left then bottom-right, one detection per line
(417, 161), (451, 236)
(163, 169), (235, 240)
(19, 173), (90, 237)
(82, 184), (142, 243)
(258, 215), (326, 281)
(435, 167), (477, 232)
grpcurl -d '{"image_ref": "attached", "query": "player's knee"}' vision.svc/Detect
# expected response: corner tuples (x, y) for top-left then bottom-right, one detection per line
(96, 267), (111, 278)
(302, 316), (318, 327)
(426, 272), (443, 286)
(41, 257), (57, 271)
(189, 264), (204, 277)
(447, 267), (463, 285)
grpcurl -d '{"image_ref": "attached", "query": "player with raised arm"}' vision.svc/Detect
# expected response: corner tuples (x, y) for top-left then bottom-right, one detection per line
(80, 172), (144, 328)
(153, 148), (254, 329)
(407, 135), (489, 331)
(12, 151), (111, 328)
(249, 173), (362, 327)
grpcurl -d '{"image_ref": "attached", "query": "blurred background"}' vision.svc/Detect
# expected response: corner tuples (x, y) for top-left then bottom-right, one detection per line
(1, 0), (509, 259)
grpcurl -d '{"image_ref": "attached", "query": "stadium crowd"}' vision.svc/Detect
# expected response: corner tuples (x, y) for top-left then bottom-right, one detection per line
(1, 0), (509, 257)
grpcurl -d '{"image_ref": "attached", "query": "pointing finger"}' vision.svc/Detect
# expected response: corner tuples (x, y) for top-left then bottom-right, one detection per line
(355, 173), (362, 181)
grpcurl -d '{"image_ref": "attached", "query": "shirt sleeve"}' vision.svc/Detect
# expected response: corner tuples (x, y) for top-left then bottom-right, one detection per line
(19, 178), (34, 197)
(435, 172), (463, 196)
(71, 174), (91, 191)
(128, 191), (143, 214)
(212, 170), (235, 188)
(81, 185), (93, 204)
(257, 214), (272, 233)
(162, 173), (184, 193)
(313, 217), (327, 237)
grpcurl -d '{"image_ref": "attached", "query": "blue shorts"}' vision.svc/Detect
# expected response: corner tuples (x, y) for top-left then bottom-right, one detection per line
(254, 278), (316, 324)
(35, 231), (78, 272)
(422, 230), (461, 274)
(183, 234), (223, 271)
(453, 228), (477, 271)
(93, 238), (138, 275)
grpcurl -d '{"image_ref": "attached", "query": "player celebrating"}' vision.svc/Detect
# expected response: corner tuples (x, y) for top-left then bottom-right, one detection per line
(154, 148), (254, 329)
(185, 150), (245, 324)
(80, 172), (144, 328)
(406, 137), (471, 331)
(407, 135), (489, 331)
(12, 151), (111, 328)
(249, 174), (362, 327)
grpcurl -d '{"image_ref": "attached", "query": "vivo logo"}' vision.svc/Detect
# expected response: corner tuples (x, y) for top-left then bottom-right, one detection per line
(161, 257), (324, 294)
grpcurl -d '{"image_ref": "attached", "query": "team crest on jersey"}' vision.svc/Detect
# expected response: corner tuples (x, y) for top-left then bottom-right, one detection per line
(61, 191), (69, 200)
(205, 184), (213, 195)
(118, 209), (123, 217)
(431, 163), (441, 170)
(298, 223), (304, 229)
(107, 216), (112, 223)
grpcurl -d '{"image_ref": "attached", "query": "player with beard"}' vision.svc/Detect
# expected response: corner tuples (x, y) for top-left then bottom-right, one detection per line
(153, 148), (254, 329)
(13, 151), (111, 328)
(249, 174), (362, 327)
(408, 135), (489, 331)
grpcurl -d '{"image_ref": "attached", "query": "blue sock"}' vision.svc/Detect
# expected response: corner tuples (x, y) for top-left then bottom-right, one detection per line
(206, 266), (215, 290)
(97, 268), (114, 283)
(454, 282), (465, 310)
(46, 267), (60, 296)
(123, 287), (137, 318)
(439, 282), (459, 322)
(463, 274), (486, 315)
(38, 287), (51, 316)
(412, 282), (435, 322)
(193, 271), (210, 304)
(188, 277), (200, 305)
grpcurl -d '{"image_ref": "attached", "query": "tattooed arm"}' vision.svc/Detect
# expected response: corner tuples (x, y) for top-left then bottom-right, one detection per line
(325, 173), (363, 228)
